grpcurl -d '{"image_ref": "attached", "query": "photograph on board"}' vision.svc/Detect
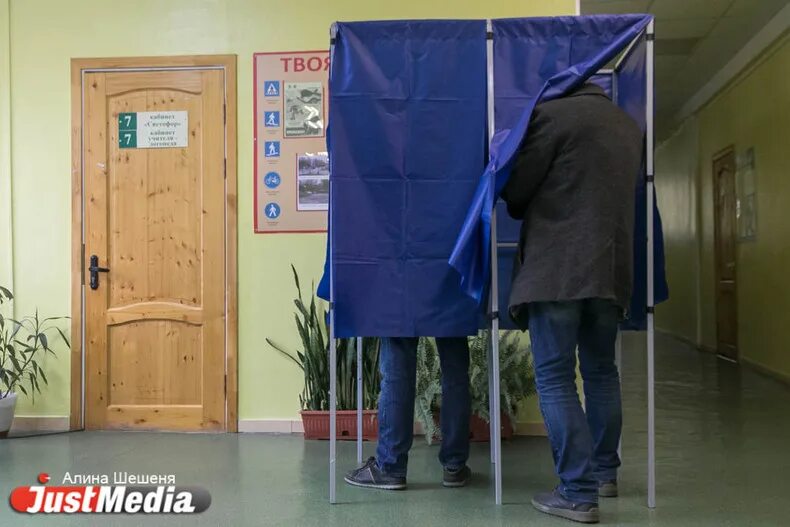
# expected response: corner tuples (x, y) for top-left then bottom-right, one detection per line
(284, 82), (324, 137)
(297, 152), (329, 211)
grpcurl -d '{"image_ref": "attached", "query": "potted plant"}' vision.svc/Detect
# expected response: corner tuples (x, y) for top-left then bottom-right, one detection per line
(415, 337), (441, 443)
(467, 330), (535, 441)
(0, 286), (69, 438)
(266, 266), (381, 440)
(415, 331), (535, 444)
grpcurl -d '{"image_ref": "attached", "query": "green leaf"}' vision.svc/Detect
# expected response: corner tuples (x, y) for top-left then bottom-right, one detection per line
(38, 365), (49, 386)
(265, 338), (303, 369)
(9, 353), (21, 372)
(0, 286), (12, 301)
(54, 327), (71, 349)
(290, 264), (301, 299)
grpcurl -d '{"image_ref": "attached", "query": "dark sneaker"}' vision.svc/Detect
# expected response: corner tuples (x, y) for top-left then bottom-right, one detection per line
(442, 465), (471, 488)
(531, 489), (599, 524)
(598, 480), (618, 498)
(344, 457), (407, 490)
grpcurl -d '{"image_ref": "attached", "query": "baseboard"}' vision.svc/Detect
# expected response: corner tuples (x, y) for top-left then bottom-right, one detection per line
(656, 329), (716, 354)
(656, 328), (697, 349)
(740, 357), (790, 386)
(657, 329), (790, 385)
(238, 419), (304, 434)
(11, 415), (70, 433)
(239, 418), (548, 437)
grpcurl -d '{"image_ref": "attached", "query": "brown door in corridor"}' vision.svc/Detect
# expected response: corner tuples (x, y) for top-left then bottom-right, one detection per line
(78, 61), (233, 431)
(713, 148), (738, 361)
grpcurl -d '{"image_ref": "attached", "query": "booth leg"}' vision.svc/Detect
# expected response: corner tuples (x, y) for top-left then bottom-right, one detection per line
(485, 19), (502, 504)
(615, 331), (622, 460)
(491, 317), (502, 505)
(646, 18), (657, 510)
(488, 336), (496, 464)
(328, 25), (338, 506)
(329, 316), (337, 504)
(647, 314), (656, 509)
(356, 336), (363, 464)
(490, 210), (503, 505)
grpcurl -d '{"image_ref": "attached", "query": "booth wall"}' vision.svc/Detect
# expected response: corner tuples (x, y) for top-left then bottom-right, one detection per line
(0, 0), (574, 426)
(697, 32), (790, 381)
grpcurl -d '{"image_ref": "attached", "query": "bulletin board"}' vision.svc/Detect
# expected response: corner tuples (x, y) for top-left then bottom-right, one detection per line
(253, 51), (330, 233)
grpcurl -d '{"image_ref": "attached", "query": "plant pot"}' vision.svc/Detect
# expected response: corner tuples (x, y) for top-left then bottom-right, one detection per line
(469, 413), (514, 442)
(300, 410), (378, 441)
(0, 392), (18, 438)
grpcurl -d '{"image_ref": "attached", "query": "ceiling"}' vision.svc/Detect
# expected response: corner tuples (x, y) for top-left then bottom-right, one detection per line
(582, 0), (790, 139)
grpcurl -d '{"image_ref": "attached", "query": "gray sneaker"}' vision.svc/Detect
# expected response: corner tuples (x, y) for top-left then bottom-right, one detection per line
(531, 489), (599, 524)
(598, 480), (618, 498)
(344, 457), (407, 490)
(442, 465), (471, 488)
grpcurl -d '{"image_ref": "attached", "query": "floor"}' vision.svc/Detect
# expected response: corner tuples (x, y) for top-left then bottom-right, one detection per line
(1, 333), (789, 526)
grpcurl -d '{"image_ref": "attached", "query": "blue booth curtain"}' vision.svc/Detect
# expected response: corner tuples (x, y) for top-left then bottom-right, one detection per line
(449, 15), (653, 303)
(320, 15), (665, 338)
(320, 20), (488, 337)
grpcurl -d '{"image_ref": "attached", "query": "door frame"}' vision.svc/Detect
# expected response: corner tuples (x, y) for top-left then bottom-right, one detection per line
(711, 145), (738, 361)
(70, 55), (238, 431)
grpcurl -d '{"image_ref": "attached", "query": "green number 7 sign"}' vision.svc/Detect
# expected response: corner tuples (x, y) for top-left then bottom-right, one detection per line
(119, 112), (136, 130)
(119, 131), (137, 148)
(118, 112), (137, 148)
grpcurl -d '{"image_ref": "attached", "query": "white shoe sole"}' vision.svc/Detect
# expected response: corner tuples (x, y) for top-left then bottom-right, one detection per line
(531, 498), (600, 524)
(343, 476), (407, 491)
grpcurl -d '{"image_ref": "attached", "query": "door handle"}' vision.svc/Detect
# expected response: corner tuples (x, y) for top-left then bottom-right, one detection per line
(88, 255), (110, 290)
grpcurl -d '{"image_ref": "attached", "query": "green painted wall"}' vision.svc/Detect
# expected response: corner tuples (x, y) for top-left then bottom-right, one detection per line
(0, 0), (12, 316)
(0, 0), (574, 421)
(656, 31), (790, 381)
(655, 118), (700, 345)
(697, 32), (790, 379)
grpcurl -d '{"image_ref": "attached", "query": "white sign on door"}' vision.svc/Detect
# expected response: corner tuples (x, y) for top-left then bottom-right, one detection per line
(119, 111), (189, 149)
(138, 111), (188, 148)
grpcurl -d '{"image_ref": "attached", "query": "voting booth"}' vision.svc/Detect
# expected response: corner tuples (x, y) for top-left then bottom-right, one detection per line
(318, 14), (667, 507)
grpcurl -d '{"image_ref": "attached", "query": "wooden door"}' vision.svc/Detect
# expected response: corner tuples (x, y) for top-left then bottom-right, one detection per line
(713, 149), (738, 361)
(83, 69), (226, 430)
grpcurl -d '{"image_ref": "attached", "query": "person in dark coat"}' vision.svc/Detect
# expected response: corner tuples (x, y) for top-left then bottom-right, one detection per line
(501, 82), (642, 524)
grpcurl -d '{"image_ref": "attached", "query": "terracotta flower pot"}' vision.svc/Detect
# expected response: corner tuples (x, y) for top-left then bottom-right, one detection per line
(0, 392), (18, 439)
(469, 412), (514, 442)
(300, 409), (378, 440)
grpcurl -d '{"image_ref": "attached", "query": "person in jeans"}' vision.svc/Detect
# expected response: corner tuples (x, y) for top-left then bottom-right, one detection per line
(502, 82), (642, 524)
(344, 337), (472, 490)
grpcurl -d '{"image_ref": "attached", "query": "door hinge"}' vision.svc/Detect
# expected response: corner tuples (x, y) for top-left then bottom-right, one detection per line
(223, 103), (226, 125)
(224, 158), (227, 179)
(224, 374), (227, 396)
(80, 244), (86, 285)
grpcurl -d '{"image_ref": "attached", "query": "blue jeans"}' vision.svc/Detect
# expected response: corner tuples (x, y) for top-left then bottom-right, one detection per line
(376, 337), (470, 476)
(528, 299), (622, 504)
